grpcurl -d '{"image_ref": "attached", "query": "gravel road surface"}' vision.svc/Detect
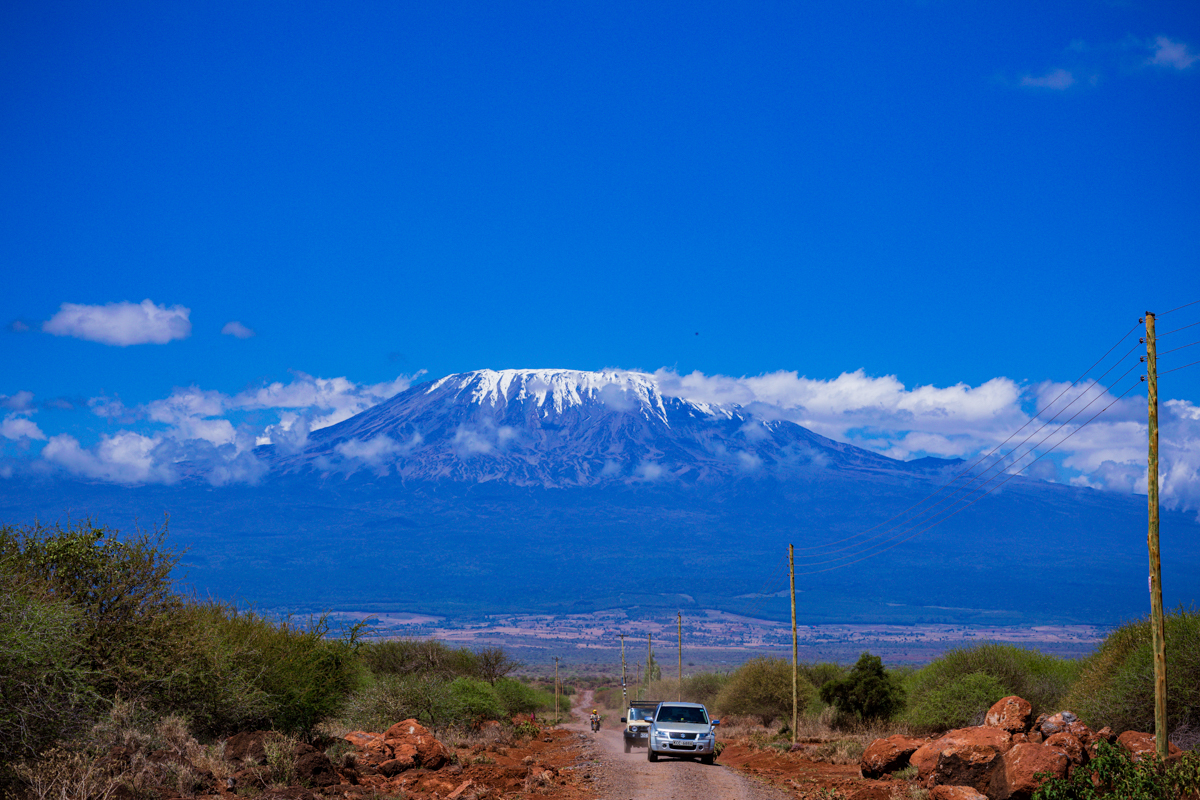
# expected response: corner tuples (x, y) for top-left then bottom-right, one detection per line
(565, 692), (791, 800)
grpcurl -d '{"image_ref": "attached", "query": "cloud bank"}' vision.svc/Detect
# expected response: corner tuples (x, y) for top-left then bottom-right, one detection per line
(7, 367), (1198, 513)
(43, 300), (191, 346)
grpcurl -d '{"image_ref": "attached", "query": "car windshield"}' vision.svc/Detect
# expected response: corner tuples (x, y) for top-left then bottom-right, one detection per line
(629, 709), (653, 721)
(655, 706), (708, 724)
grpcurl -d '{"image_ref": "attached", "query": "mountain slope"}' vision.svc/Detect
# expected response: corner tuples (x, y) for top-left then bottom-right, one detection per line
(261, 369), (960, 486)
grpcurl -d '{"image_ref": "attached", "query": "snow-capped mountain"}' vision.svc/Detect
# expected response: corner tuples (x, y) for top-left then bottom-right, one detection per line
(260, 368), (957, 486)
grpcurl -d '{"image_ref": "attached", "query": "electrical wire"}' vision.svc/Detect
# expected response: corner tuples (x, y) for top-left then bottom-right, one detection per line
(1160, 359), (1200, 377)
(793, 348), (1144, 564)
(1160, 320), (1200, 337)
(794, 357), (1144, 568)
(1158, 339), (1200, 357)
(794, 379), (1142, 575)
(790, 320), (1142, 553)
(1160, 299), (1200, 316)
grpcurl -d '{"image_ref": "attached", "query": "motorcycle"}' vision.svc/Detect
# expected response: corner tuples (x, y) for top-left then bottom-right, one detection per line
(590, 715), (601, 732)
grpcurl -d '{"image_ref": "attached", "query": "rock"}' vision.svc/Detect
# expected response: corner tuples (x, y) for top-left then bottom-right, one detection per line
(1116, 731), (1184, 763)
(383, 719), (451, 770)
(377, 755), (417, 776)
(986, 697), (1033, 733)
(344, 731), (391, 765)
(931, 787), (988, 800)
(1066, 721), (1094, 748)
(225, 731), (281, 765)
(1044, 733), (1085, 766)
(1038, 712), (1078, 738)
(293, 748), (338, 787)
(987, 742), (1069, 800)
(860, 735), (926, 778)
(914, 727), (1012, 790)
(257, 790), (318, 800)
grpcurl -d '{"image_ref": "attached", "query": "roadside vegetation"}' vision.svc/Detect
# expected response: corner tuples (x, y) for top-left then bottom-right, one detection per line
(0, 518), (560, 798)
(5, 516), (1200, 799)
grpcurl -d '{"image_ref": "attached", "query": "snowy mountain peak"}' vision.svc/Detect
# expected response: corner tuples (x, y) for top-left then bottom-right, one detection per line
(425, 368), (718, 421)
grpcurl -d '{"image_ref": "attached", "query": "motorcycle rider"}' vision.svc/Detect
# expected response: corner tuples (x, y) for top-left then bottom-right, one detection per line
(589, 708), (601, 731)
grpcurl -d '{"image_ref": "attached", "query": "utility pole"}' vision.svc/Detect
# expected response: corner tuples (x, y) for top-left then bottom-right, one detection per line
(620, 634), (627, 709)
(790, 543), (798, 747)
(677, 612), (683, 702)
(647, 633), (652, 694)
(554, 657), (561, 726)
(1144, 312), (1168, 760)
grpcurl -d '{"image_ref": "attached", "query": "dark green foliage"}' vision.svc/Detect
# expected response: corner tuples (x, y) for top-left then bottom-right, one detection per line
(800, 662), (847, 692)
(820, 652), (905, 722)
(680, 672), (728, 706)
(902, 642), (1081, 730)
(714, 657), (815, 725)
(1032, 741), (1200, 800)
(1064, 608), (1200, 738)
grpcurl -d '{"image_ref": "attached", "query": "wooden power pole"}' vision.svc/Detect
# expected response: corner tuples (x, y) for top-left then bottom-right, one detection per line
(554, 656), (561, 725)
(647, 633), (652, 694)
(1145, 312), (1168, 760)
(620, 634), (627, 708)
(790, 543), (798, 747)
(677, 612), (683, 701)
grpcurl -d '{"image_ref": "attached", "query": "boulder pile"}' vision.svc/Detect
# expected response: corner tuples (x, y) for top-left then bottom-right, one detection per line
(860, 696), (1184, 800)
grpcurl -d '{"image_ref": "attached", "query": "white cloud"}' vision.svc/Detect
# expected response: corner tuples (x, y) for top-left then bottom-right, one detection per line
(1, 391), (35, 411)
(40, 432), (176, 484)
(335, 433), (423, 474)
(1, 415), (45, 441)
(1149, 36), (1197, 70)
(634, 461), (664, 481)
(43, 299), (191, 346)
(1021, 69), (1075, 90)
(222, 321), (256, 339)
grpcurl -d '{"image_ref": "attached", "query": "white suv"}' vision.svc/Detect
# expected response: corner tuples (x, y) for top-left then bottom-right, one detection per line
(646, 701), (720, 765)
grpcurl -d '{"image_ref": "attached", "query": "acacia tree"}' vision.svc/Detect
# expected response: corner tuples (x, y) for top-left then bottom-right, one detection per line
(820, 652), (905, 721)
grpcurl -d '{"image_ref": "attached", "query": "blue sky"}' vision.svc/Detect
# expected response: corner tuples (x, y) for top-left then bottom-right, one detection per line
(2, 1), (1198, 503)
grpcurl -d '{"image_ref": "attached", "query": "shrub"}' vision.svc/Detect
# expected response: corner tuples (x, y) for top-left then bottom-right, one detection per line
(493, 677), (549, 717)
(0, 518), (185, 702)
(1032, 740), (1200, 799)
(0, 576), (97, 789)
(714, 657), (815, 726)
(1064, 608), (1200, 740)
(448, 678), (504, 723)
(820, 653), (905, 722)
(360, 638), (480, 679)
(902, 642), (1081, 730)
(904, 671), (1008, 730)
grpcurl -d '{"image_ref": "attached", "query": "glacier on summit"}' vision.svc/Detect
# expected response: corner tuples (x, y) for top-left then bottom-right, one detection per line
(256, 368), (958, 486)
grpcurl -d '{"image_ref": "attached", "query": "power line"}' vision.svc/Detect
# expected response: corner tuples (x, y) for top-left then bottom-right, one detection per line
(1160, 359), (1200, 377)
(794, 351), (1144, 566)
(794, 379), (1142, 576)
(791, 320), (1141, 554)
(1158, 339), (1200, 357)
(794, 357), (1145, 568)
(1160, 299), (1200, 316)
(1160, 320), (1200, 337)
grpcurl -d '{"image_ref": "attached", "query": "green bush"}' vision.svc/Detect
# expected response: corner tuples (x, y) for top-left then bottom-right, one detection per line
(360, 638), (481, 679)
(493, 678), (550, 717)
(0, 518), (185, 701)
(447, 678), (504, 723)
(714, 657), (815, 725)
(820, 653), (905, 722)
(902, 642), (1081, 730)
(1064, 608), (1200, 738)
(800, 662), (847, 692)
(0, 576), (97, 789)
(904, 671), (1008, 730)
(1032, 740), (1200, 800)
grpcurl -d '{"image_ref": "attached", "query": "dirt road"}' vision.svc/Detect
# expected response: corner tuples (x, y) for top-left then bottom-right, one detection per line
(564, 691), (790, 800)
